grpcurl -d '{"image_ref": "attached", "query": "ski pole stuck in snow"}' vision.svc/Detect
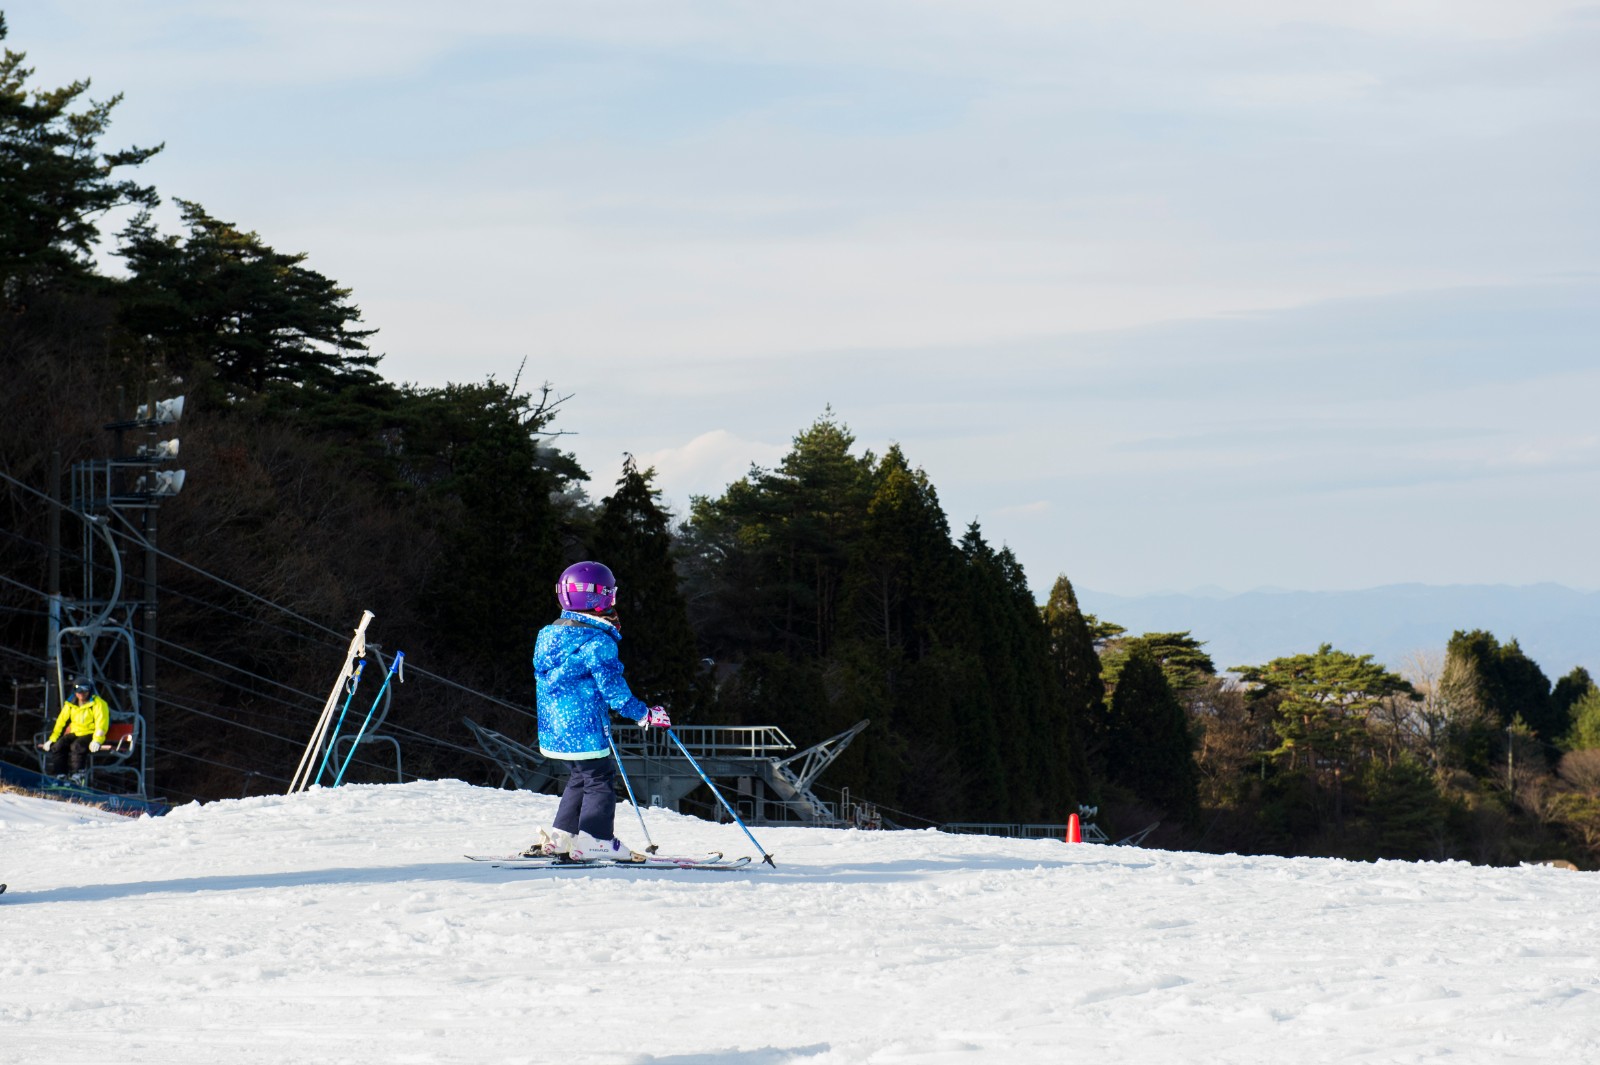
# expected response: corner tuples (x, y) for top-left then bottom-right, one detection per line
(333, 650), (404, 787)
(289, 609), (374, 794)
(609, 735), (658, 853)
(665, 726), (775, 866)
(314, 658), (366, 787)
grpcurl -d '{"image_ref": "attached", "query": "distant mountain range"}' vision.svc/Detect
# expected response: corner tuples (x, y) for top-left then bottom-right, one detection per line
(1075, 584), (1600, 680)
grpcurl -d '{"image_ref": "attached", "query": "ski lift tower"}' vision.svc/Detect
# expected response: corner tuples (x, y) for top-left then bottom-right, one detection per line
(52, 391), (188, 797)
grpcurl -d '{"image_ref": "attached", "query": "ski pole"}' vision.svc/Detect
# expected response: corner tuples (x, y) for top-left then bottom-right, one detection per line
(664, 726), (775, 866)
(333, 651), (404, 787)
(314, 659), (366, 786)
(291, 610), (374, 793)
(609, 735), (658, 853)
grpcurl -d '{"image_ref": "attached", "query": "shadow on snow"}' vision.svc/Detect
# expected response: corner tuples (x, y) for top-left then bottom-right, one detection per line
(6, 852), (1160, 902)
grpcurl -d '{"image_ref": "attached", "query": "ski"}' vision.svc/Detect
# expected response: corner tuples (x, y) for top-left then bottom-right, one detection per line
(465, 852), (752, 872)
(498, 857), (752, 872)
(466, 849), (723, 864)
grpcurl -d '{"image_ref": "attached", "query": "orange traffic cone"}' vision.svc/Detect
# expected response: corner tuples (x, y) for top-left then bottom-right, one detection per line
(1066, 813), (1082, 843)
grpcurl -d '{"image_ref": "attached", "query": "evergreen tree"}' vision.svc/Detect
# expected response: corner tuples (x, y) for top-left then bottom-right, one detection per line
(1102, 631), (1215, 697)
(677, 413), (1092, 824)
(1236, 644), (1416, 825)
(994, 543), (1075, 821)
(1497, 638), (1557, 738)
(117, 200), (379, 398)
(1442, 630), (1553, 734)
(1551, 667), (1594, 744)
(1565, 687), (1600, 751)
(400, 379), (585, 674)
(1357, 756), (1448, 860)
(939, 528), (1081, 821)
(1082, 614), (1127, 647)
(1041, 574), (1102, 801)
(940, 524), (1013, 819)
(588, 455), (698, 717)
(1106, 643), (1200, 826)
(843, 445), (955, 663)
(1437, 640), (1496, 773)
(681, 409), (874, 660)
(829, 447), (964, 807)
(0, 14), (160, 303)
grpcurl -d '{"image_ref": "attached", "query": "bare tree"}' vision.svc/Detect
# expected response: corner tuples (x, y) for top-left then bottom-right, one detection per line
(1558, 750), (1600, 793)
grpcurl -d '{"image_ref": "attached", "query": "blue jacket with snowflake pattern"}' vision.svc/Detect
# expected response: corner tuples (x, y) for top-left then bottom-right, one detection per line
(534, 610), (649, 760)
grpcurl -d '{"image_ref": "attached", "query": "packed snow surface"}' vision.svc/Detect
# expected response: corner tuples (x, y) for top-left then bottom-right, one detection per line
(2, 780), (1597, 1064)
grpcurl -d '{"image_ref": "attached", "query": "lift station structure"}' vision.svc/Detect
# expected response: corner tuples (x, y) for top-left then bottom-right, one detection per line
(465, 718), (872, 828)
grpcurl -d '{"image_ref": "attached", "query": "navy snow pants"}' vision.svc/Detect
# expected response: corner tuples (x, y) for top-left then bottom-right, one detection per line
(552, 758), (618, 840)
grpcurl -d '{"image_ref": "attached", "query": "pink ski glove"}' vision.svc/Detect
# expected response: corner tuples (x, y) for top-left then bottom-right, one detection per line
(643, 706), (671, 729)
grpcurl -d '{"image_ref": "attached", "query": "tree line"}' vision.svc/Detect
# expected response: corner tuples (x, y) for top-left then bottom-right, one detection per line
(3, 14), (1598, 866)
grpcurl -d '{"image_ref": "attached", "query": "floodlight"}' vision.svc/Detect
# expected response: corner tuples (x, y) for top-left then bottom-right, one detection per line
(134, 395), (186, 425)
(136, 469), (187, 497)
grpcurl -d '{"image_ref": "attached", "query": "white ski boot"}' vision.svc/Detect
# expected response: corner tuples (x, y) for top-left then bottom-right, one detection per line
(523, 827), (574, 858)
(569, 832), (644, 862)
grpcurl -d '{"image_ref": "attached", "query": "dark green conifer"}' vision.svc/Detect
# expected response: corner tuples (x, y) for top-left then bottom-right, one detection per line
(117, 201), (378, 399)
(1107, 643), (1200, 826)
(0, 16), (161, 303)
(1041, 575), (1101, 806)
(589, 455), (699, 717)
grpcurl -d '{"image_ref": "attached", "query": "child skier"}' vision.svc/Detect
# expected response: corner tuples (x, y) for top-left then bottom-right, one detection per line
(531, 560), (670, 861)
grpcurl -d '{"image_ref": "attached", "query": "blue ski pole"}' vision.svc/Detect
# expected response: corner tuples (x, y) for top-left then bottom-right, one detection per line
(664, 726), (775, 866)
(315, 659), (366, 786)
(333, 651), (404, 787)
(609, 735), (658, 853)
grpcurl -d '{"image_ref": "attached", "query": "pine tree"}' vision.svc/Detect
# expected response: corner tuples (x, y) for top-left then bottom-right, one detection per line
(588, 455), (699, 717)
(680, 409), (873, 660)
(1236, 644), (1416, 827)
(402, 380), (584, 673)
(0, 15), (161, 303)
(117, 201), (378, 398)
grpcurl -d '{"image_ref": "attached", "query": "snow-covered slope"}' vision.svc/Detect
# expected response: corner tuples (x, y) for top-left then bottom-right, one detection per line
(0, 790), (129, 829)
(2, 780), (1596, 1064)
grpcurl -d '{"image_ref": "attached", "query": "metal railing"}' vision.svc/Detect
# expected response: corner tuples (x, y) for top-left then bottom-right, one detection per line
(942, 820), (1125, 845)
(612, 723), (794, 758)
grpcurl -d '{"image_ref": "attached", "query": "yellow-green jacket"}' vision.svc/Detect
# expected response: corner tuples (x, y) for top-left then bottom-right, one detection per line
(49, 696), (110, 744)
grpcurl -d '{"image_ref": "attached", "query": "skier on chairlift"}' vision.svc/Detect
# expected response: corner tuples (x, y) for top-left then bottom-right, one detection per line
(39, 679), (110, 785)
(528, 560), (670, 861)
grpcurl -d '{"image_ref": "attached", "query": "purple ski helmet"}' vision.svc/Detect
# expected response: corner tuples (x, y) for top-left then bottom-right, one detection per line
(556, 560), (618, 613)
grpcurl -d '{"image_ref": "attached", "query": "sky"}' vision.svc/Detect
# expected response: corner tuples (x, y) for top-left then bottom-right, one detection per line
(6, 780), (1600, 1063)
(16, 2), (1600, 596)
